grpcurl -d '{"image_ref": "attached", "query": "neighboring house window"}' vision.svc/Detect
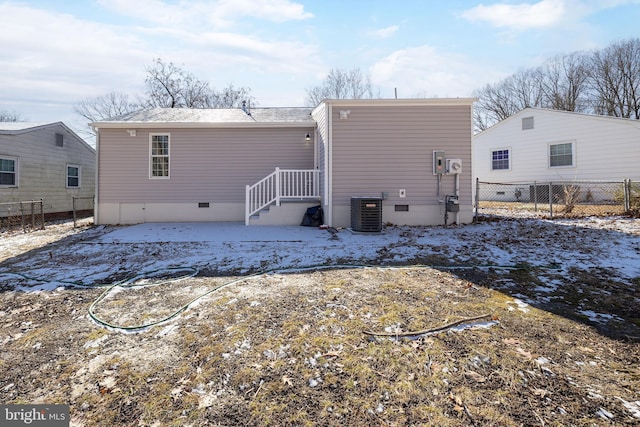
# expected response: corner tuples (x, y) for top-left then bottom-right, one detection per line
(56, 133), (64, 147)
(522, 116), (534, 130)
(491, 149), (510, 170)
(0, 157), (17, 186)
(150, 134), (170, 178)
(67, 164), (80, 188)
(549, 142), (574, 167)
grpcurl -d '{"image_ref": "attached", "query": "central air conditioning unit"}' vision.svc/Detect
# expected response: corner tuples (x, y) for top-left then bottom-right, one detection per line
(446, 158), (462, 174)
(351, 197), (383, 232)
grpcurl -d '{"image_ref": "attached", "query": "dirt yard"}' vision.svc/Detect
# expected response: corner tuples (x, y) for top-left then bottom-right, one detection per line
(0, 216), (639, 426)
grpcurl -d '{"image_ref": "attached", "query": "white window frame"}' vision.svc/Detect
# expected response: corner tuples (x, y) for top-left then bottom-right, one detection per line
(149, 133), (170, 179)
(490, 147), (511, 171)
(548, 140), (575, 168)
(0, 156), (18, 187)
(66, 164), (81, 188)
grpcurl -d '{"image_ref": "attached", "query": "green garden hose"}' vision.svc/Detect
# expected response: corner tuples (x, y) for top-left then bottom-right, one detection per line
(1, 262), (558, 332)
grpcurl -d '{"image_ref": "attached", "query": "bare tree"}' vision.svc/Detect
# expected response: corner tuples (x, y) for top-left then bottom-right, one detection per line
(0, 109), (23, 122)
(590, 38), (640, 119)
(206, 84), (254, 109)
(474, 53), (593, 130)
(538, 52), (591, 112)
(305, 68), (380, 106)
(74, 91), (139, 122)
(143, 58), (209, 108)
(143, 58), (254, 109)
(74, 58), (256, 127)
(473, 69), (544, 131)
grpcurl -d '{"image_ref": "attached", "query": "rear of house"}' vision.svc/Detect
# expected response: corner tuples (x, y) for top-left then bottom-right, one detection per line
(314, 99), (475, 227)
(93, 99), (476, 227)
(0, 122), (95, 219)
(93, 108), (316, 225)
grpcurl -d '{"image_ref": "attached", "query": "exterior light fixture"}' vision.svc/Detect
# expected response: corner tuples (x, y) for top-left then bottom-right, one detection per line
(305, 133), (311, 143)
(127, 129), (137, 137)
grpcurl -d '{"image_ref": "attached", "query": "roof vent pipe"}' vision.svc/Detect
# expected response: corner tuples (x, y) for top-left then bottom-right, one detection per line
(242, 100), (251, 116)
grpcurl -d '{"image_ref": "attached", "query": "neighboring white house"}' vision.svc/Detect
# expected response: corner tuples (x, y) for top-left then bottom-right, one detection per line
(0, 122), (96, 218)
(473, 108), (640, 183)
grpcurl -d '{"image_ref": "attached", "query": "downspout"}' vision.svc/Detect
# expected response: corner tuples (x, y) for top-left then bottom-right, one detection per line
(313, 127), (318, 170)
(455, 173), (460, 224)
(326, 103), (333, 227)
(93, 127), (100, 225)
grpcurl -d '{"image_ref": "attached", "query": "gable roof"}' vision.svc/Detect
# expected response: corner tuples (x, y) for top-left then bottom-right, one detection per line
(0, 121), (95, 153)
(91, 107), (315, 129)
(0, 121), (64, 134)
(475, 107), (640, 137)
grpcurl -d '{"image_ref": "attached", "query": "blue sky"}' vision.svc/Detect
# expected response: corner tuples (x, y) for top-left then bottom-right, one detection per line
(1, 0), (639, 140)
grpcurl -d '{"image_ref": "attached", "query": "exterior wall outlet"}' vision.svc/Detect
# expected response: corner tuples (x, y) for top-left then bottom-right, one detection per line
(399, 189), (406, 198)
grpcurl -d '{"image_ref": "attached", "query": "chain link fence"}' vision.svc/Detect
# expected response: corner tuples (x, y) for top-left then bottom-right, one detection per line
(475, 179), (639, 219)
(0, 200), (45, 232)
(1, 195), (95, 232)
(72, 195), (95, 228)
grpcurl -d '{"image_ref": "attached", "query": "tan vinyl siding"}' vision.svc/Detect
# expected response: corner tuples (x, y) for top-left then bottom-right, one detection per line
(330, 105), (472, 206)
(0, 124), (95, 215)
(98, 127), (315, 204)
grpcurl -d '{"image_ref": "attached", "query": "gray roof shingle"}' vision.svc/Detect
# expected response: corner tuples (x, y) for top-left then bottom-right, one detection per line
(0, 121), (60, 133)
(100, 107), (314, 124)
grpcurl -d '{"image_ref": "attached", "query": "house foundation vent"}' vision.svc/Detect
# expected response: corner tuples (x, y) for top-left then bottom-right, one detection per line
(351, 197), (382, 232)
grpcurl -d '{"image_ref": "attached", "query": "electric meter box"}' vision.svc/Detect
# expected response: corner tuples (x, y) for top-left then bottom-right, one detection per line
(446, 158), (462, 175)
(433, 151), (445, 175)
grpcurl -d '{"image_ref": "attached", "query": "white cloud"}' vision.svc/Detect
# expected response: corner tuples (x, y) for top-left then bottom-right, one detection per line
(0, 2), (321, 99)
(214, 0), (314, 22)
(98, 0), (313, 29)
(369, 25), (399, 39)
(460, 0), (640, 32)
(460, 0), (566, 30)
(0, 4), (146, 100)
(370, 45), (505, 98)
(92, 0), (323, 77)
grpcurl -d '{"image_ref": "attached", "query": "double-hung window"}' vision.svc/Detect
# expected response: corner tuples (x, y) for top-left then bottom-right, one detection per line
(150, 134), (170, 178)
(67, 164), (80, 188)
(0, 157), (17, 186)
(491, 149), (510, 170)
(549, 142), (574, 167)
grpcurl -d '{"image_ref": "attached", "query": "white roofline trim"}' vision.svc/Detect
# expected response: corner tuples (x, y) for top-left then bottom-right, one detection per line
(318, 98), (477, 107)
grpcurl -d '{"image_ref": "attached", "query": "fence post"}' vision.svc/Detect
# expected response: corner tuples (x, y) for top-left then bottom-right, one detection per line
(533, 181), (538, 212)
(474, 178), (479, 220)
(622, 178), (631, 212)
(20, 201), (25, 233)
(73, 196), (77, 228)
(39, 199), (44, 230)
(30, 200), (36, 230)
(549, 182), (553, 219)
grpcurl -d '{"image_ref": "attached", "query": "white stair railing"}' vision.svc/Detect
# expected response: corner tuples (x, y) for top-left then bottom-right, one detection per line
(245, 168), (320, 224)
